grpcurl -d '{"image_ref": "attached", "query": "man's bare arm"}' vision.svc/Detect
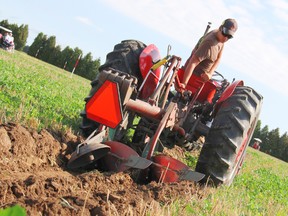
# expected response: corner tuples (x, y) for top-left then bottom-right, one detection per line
(182, 54), (200, 86)
(207, 46), (224, 79)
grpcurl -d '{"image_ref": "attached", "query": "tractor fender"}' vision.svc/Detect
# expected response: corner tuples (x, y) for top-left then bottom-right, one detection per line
(216, 80), (244, 106)
(139, 44), (162, 99)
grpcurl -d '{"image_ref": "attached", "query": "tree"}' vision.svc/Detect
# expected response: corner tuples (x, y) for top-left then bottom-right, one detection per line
(76, 53), (100, 80)
(250, 120), (262, 146)
(28, 33), (48, 57)
(252, 122), (288, 162)
(278, 133), (288, 161)
(61, 46), (74, 70)
(40, 36), (56, 63)
(0, 19), (9, 27)
(49, 45), (63, 67)
(12, 24), (28, 50)
(67, 47), (82, 73)
(267, 128), (280, 158)
(258, 125), (270, 153)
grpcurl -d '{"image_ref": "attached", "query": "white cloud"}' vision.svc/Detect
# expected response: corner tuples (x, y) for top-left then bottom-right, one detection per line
(268, 0), (288, 10)
(273, 8), (288, 20)
(75, 16), (94, 26)
(267, 0), (288, 22)
(247, 0), (264, 9)
(74, 16), (104, 32)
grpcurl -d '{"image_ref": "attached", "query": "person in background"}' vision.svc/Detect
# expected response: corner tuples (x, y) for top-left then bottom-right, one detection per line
(252, 138), (262, 150)
(2, 31), (14, 50)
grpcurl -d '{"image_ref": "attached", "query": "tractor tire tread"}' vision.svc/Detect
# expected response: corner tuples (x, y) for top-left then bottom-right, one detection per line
(195, 86), (263, 186)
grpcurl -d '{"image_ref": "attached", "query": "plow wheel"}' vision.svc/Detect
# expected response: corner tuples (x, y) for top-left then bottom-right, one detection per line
(195, 86), (263, 186)
(67, 142), (111, 169)
(80, 40), (146, 137)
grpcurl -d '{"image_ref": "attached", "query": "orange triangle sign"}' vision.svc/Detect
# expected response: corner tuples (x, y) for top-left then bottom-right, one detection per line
(86, 80), (123, 128)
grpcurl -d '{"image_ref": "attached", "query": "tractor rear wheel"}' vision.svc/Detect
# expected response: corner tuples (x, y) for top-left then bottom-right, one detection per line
(80, 40), (146, 137)
(195, 86), (263, 186)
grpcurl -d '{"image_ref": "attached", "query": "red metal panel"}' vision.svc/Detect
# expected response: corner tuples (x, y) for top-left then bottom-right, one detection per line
(139, 44), (162, 99)
(101, 141), (139, 172)
(152, 155), (189, 183)
(217, 80), (244, 104)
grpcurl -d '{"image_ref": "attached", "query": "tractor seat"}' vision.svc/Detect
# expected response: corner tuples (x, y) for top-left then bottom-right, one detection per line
(177, 68), (217, 103)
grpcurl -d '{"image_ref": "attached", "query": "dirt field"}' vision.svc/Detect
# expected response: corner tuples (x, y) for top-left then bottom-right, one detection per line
(0, 123), (202, 215)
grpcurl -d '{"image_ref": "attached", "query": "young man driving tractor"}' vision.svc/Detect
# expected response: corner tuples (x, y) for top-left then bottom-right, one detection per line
(180, 18), (238, 89)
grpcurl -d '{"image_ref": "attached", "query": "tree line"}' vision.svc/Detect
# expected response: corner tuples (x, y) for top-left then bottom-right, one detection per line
(251, 121), (288, 162)
(0, 19), (100, 80)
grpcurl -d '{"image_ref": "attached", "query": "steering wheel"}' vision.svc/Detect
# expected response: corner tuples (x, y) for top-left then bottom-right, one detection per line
(211, 71), (225, 83)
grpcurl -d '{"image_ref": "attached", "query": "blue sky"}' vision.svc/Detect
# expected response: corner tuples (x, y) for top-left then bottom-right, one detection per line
(1, 0), (288, 135)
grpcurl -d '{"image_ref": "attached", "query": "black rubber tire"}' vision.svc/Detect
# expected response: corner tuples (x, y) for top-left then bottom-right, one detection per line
(99, 40), (146, 83)
(80, 40), (146, 137)
(195, 86), (263, 186)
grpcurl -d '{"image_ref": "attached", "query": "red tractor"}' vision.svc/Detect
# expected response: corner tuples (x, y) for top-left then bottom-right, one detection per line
(68, 39), (263, 186)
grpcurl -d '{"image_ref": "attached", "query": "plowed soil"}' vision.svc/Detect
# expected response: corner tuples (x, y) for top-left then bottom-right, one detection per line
(0, 123), (202, 216)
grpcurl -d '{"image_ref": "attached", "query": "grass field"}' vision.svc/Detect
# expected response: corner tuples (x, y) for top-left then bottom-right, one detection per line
(0, 49), (90, 133)
(1, 49), (287, 215)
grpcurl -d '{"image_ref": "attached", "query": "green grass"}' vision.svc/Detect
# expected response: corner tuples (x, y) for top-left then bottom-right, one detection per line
(0, 49), (90, 133)
(0, 205), (26, 216)
(1, 49), (288, 215)
(192, 149), (288, 216)
(160, 148), (288, 216)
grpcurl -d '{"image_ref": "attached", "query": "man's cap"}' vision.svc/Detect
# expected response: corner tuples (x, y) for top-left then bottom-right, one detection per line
(222, 18), (238, 37)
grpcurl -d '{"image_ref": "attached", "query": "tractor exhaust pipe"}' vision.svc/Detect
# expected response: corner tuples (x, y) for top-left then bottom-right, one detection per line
(203, 21), (212, 36)
(126, 99), (165, 120)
